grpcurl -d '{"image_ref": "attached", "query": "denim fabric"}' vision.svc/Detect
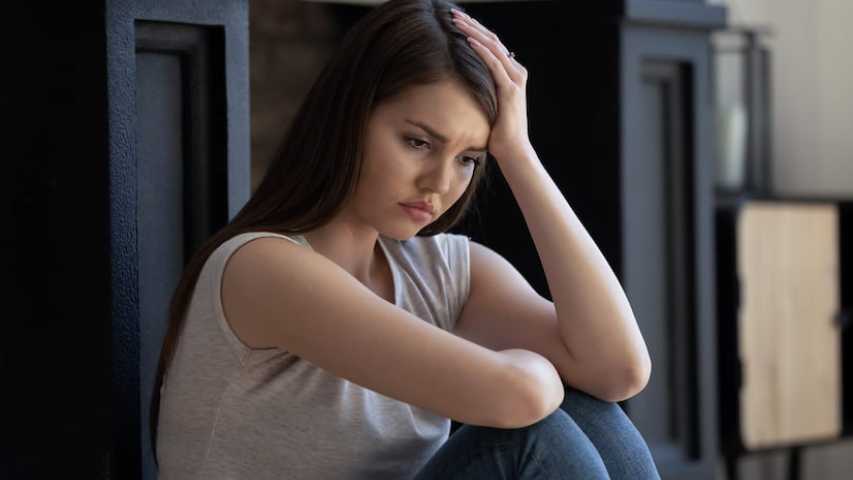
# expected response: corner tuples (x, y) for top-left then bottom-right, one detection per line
(412, 386), (661, 479)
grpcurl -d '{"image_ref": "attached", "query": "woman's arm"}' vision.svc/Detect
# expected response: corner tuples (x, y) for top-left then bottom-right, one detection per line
(497, 145), (652, 401)
(452, 9), (650, 400)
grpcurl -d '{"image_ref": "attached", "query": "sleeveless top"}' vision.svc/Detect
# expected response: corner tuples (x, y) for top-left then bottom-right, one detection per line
(156, 231), (471, 480)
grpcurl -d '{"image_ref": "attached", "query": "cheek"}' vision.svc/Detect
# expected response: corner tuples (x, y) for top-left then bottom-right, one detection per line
(453, 179), (471, 200)
(362, 142), (407, 181)
(387, 151), (421, 180)
(458, 166), (476, 186)
(362, 155), (410, 198)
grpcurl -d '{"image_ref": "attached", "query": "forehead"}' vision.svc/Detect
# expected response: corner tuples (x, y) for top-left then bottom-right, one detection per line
(374, 80), (490, 143)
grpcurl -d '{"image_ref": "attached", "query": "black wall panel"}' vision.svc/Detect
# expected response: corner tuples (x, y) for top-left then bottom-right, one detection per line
(105, 2), (250, 478)
(621, 21), (720, 478)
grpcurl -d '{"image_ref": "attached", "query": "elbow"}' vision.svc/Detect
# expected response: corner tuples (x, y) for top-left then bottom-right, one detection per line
(602, 359), (652, 403)
(528, 375), (566, 422)
(498, 364), (565, 428)
(494, 377), (541, 429)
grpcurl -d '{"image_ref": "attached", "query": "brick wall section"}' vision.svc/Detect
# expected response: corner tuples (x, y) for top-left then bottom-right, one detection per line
(249, 0), (345, 191)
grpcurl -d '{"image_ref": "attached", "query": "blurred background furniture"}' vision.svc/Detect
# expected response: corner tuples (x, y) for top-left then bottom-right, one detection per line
(712, 22), (853, 480)
(715, 198), (853, 480)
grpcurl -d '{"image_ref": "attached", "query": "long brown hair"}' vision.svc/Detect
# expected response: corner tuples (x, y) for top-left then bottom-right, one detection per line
(150, 0), (498, 469)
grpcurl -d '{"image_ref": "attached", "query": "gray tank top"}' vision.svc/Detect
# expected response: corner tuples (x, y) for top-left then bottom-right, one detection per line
(156, 231), (471, 479)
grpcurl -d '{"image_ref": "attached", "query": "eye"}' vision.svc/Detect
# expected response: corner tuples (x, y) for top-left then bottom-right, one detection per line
(404, 136), (481, 168)
(405, 137), (430, 150)
(461, 156), (482, 168)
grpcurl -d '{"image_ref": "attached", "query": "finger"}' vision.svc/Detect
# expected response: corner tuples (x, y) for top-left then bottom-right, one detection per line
(452, 16), (524, 84)
(466, 37), (514, 89)
(452, 10), (509, 56)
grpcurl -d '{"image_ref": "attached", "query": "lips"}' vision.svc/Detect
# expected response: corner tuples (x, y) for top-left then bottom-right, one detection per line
(400, 204), (434, 222)
(400, 202), (434, 214)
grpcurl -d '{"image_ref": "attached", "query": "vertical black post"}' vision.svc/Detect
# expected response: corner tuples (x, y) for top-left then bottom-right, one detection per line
(105, 1), (249, 479)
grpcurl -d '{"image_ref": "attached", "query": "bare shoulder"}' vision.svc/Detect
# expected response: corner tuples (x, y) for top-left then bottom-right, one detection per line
(220, 235), (318, 349)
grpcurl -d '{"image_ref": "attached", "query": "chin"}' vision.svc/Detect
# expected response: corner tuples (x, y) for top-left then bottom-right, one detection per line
(380, 223), (426, 242)
(378, 208), (438, 240)
(383, 229), (416, 242)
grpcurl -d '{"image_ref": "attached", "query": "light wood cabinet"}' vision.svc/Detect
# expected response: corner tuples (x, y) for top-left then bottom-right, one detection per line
(737, 202), (842, 448)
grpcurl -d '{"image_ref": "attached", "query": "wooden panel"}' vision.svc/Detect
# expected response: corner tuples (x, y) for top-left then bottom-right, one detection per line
(738, 202), (841, 448)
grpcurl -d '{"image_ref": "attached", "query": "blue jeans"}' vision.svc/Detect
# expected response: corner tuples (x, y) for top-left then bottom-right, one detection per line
(413, 385), (661, 479)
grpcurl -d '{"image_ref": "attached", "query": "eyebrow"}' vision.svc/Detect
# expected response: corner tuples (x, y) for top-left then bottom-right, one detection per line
(404, 119), (488, 153)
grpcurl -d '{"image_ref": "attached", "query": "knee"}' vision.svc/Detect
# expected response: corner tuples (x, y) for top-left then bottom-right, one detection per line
(560, 386), (620, 413)
(527, 407), (576, 434)
(558, 387), (660, 478)
(518, 407), (590, 447)
(521, 409), (611, 477)
(559, 386), (635, 431)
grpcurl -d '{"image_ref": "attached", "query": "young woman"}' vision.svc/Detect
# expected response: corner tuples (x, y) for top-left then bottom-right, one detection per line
(151, 0), (660, 478)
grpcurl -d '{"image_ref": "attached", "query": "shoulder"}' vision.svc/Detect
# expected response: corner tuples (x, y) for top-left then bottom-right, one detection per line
(466, 238), (531, 278)
(463, 239), (528, 300)
(218, 232), (316, 289)
(217, 231), (308, 261)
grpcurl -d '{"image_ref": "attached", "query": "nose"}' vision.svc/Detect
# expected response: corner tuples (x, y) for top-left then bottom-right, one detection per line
(419, 155), (458, 195)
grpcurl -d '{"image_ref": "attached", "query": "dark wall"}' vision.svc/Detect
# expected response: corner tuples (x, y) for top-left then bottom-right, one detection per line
(4, 3), (111, 478)
(4, 1), (250, 479)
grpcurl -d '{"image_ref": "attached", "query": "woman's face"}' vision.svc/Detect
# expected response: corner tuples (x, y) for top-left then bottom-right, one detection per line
(352, 79), (491, 239)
